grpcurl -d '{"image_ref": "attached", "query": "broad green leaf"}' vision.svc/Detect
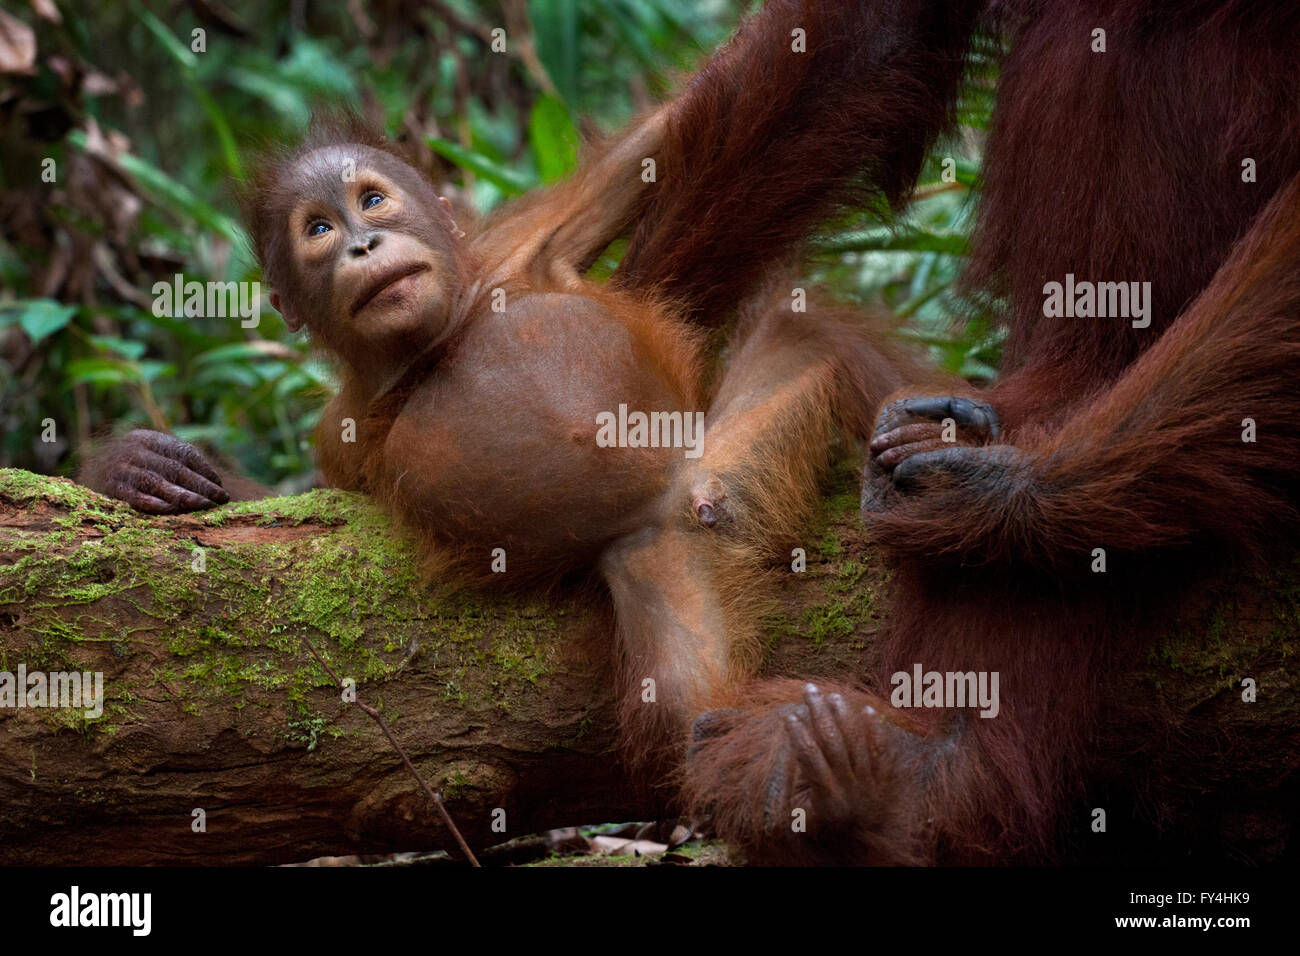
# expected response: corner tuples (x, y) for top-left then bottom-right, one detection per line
(529, 95), (579, 183)
(273, 369), (312, 400)
(280, 37), (361, 96)
(959, 359), (1000, 381)
(89, 335), (147, 360)
(194, 342), (292, 366)
(65, 358), (140, 388)
(174, 424), (235, 446)
(136, 360), (176, 383)
(192, 364), (262, 389)
(587, 237), (627, 280)
(428, 138), (534, 195)
(224, 66), (312, 126)
(0, 300), (78, 342)
(604, 0), (662, 67)
(530, 0), (580, 105)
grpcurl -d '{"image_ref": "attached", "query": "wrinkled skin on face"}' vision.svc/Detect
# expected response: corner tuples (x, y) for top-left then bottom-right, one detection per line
(265, 145), (466, 373)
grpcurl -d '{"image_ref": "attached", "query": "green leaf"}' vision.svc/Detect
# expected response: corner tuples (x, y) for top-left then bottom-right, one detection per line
(586, 237), (627, 280)
(135, 4), (199, 72)
(224, 66), (312, 126)
(271, 369), (307, 398)
(192, 364), (261, 389)
(297, 358), (339, 391)
(427, 138), (534, 195)
(895, 282), (949, 319)
(136, 360), (176, 383)
(818, 229), (968, 256)
(0, 300), (78, 342)
(529, 95), (579, 183)
(67, 131), (244, 245)
(134, 1), (241, 178)
(89, 335), (148, 360)
(194, 342), (273, 366)
(189, 82), (244, 180)
(530, 0), (580, 105)
(959, 359), (1000, 381)
(65, 358), (140, 388)
(604, 1), (663, 66)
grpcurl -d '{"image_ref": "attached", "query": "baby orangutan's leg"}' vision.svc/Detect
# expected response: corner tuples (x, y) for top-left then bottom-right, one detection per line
(686, 302), (908, 547)
(599, 524), (744, 776)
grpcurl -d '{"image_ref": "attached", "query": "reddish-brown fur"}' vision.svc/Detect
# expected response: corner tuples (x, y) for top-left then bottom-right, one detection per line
(86, 0), (924, 784)
(617, 0), (981, 324)
(683, 0), (1300, 864)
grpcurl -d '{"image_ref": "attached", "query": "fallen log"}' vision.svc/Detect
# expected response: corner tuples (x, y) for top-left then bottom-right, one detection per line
(0, 468), (1294, 864)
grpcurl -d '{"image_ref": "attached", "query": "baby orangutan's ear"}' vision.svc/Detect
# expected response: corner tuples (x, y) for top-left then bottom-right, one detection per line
(270, 291), (305, 332)
(439, 197), (466, 240)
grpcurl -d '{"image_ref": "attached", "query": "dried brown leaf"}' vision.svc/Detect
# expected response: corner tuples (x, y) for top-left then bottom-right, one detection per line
(0, 10), (36, 75)
(29, 0), (62, 25)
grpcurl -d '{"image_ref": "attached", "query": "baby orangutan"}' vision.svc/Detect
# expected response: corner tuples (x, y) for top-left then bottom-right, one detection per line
(86, 0), (925, 780)
(90, 157), (904, 780)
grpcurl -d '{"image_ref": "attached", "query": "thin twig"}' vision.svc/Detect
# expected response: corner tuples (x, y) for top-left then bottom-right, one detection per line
(910, 181), (967, 202)
(425, 0), (493, 45)
(302, 638), (481, 867)
(502, 0), (560, 98)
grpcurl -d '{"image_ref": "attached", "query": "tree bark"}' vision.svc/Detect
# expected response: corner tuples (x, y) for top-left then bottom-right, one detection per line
(0, 469), (1294, 865)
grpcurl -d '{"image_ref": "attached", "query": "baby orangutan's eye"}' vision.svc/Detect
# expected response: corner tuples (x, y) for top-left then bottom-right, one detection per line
(361, 192), (385, 210)
(307, 220), (331, 237)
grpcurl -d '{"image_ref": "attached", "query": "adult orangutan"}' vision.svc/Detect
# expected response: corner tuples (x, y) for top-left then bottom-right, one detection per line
(681, 0), (1300, 863)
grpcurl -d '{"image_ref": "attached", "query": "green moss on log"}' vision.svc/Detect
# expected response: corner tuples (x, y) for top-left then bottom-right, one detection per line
(0, 470), (566, 739)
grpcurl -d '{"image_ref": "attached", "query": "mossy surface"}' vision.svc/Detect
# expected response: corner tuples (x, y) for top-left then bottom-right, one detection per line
(6, 466), (1291, 747)
(1145, 557), (1300, 696)
(0, 470), (565, 739)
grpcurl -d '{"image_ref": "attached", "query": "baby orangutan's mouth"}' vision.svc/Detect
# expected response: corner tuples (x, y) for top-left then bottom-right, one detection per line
(351, 263), (429, 316)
